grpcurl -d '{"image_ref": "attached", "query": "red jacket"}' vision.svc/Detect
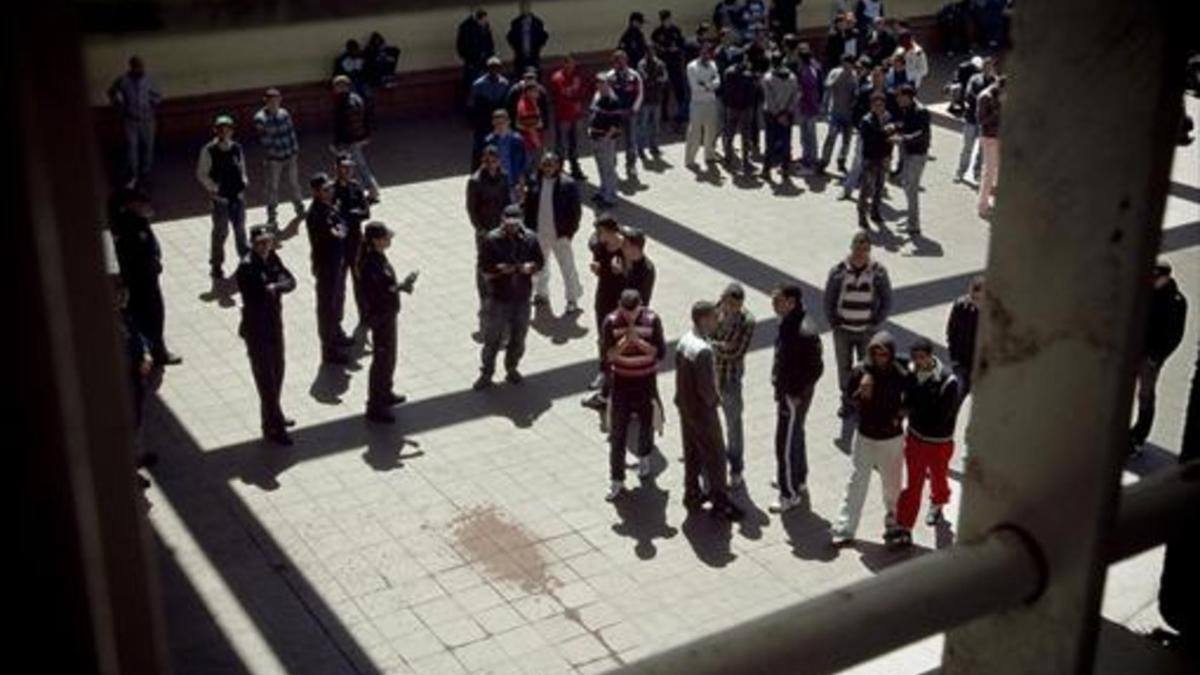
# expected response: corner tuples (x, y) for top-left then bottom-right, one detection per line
(549, 67), (590, 123)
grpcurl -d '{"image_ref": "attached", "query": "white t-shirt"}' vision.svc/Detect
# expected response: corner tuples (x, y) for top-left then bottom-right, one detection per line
(538, 177), (556, 238)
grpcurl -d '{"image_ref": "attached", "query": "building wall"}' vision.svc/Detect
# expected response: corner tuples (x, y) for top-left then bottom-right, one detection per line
(84, 0), (944, 105)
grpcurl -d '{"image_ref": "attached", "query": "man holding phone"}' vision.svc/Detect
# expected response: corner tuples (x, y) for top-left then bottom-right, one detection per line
(475, 205), (545, 390)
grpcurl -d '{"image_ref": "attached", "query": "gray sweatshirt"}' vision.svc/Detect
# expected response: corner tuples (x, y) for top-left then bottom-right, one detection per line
(824, 66), (859, 120)
(761, 69), (799, 116)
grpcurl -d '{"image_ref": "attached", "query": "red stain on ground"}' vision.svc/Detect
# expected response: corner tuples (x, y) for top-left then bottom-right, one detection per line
(450, 505), (558, 594)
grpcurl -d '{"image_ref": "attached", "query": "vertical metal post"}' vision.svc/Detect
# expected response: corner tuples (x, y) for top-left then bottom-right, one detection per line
(943, 1), (1186, 673)
(14, 4), (168, 674)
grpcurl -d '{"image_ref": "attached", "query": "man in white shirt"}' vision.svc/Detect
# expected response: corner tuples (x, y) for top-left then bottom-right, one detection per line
(524, 153), (584, 313)
(685, 43), (722, 167)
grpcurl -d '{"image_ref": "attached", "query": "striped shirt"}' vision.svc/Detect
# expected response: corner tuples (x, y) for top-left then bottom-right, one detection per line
(603, 308), (666, 380)
(837, 263), (881, 331)
(712, 307), (755, 386)
(253, 106), (300, 161)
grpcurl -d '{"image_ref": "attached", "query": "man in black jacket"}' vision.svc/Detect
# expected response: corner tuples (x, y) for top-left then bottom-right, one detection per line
(524, 153), (583, 312)
(305, 173), (351, 364)
(507, 1), (549, 77)
(475, 205), (545, 390)
(582, 216), (626, 408)
(236, 227), (297, 445)
(456, 8), (495, 102)
(894, 338), (960, 546)
(831, 331), (908, 545)
(358, 222), (417, 423)
(892, 84), (930, 235)
(467, 146), (513, 317)
(331, 76), (380, 202)
(110, 187), (181, 367)
(618, 12), (649, 70)
(946, 275), (984, 401)
(619, 227), (656, 308)
(1131, 262), (1188, 454)
(769, 284), (824, 514)
(651, 10), (689, 126)
(721, 49), (759, 175)
(856, 92), (893, 229)
(334, 155), (371, 330)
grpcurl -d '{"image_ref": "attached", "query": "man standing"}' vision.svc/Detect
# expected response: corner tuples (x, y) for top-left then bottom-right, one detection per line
(956, 56), (995, 184)
(524, 153), (583, 313)
(305, 173), (351, 365)
(712, 283), (755, 487)
(794, 43), (824, 171)
(108, 55), (161, 190)
(769, 284), (824, 513)
(760, 55), (798, 181)
(893, 338), (960, 546)
(468, 57), (511, 165)
(831, 331), (908, 545)
(334, 155), (371, 328)
(549, 55), (590, 179)
(332, 75), (381, 202)
(588, 77), (624, 208)
(618, 12), (650, 71)
(110, 187), (181, 367)
(677, 301), (745, 520)
(840, 64), (892, 200)
(604, 289), (667, 501)
(685, 43), (722, 169)
(196, 114), (249, 281)
(467, 146), (512, 314)
(895, 30), (929, 88)
(457, 8), (496, 101)
(358, 222), (418, 423)
(856, 93), (893, 229)
(619, 227), (657, 308)
(583, 216), (626, 408)
(475, 205), (544, 390)
(652, 10), (689, 128)
(1130, 262), (1188, 455)
(605, 51), (644, 181)
(254, 88), (306, 227)
(507, 1), (549, 76)
(946, 275), (984, 401)
(976, 75), (1005, 218)
(892, 84), (931, 235)
(637, 48), (669, 161)
(236, 226), (296, 446)
(824, 232), (893, 417)
(721, 49), (758, 175)
(485, 109), (528, 194)
(821, 54), (859, 175)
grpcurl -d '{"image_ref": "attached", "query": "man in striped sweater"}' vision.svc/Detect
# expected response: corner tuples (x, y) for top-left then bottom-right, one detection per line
(823, 232), (893, 418)
(603, 289), (667, 502)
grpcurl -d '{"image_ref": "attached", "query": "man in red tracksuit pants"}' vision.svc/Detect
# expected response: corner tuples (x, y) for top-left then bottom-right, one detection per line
(892, 337), (960, 547)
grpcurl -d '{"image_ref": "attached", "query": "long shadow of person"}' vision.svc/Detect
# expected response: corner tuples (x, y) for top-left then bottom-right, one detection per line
(362, 432), (424, 471)
(731, 172), (764, 190)
(530, 304), (590, 345)
(855, 538), (933, 574)
(611, 478), (678, 560)
(689, 163), (725, 187)
(235, 442), (300, 491)
(475, 383), (553, 428)
(730, 485), (771, 541)
(681, 508), (736, 568)
(309, 362), (353, 404)
(800, 172), (832, 194)
(781, 506), (837, 562)
(903, 232), (945, 258)
(867, 221), (904, 253)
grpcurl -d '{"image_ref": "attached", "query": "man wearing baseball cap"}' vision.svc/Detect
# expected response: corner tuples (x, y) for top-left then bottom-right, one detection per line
(474, 205), (544, 390)
(305, 172), (352, 365)
(235, 225), (297, 446)
(195, 113), (249, 280)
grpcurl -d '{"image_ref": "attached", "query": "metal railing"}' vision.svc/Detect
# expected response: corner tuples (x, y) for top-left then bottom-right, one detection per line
(625, 460), (1199, 675)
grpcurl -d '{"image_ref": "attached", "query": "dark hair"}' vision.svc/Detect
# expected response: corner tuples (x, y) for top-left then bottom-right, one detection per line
(969, 275), (985, 293)
(622, 226), (646, 249)
(722, 282), (745, 301)
(346, 39), (360, 51)
(659, 9), (672, 20)
(630, 11), (644, 23)
(869, 92), (887, 103)
(619, 288), (642, 309)
(595, 215), (620, 232)
(841, 53), (857, 65)
(897, 83), (917, 97)
(774, 284), (803, 305)
(691, 300), (717, 325)
(474, 8), (487, 19)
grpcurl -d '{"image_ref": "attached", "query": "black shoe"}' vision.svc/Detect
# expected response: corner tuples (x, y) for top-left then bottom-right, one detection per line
(323, 352), (350, 365)
(333, 334), (356, 348)
(581, 393), (608, 410)
(714, 501), (745, 522)
(138, 451), (159, 468)
(506, 370), (524, 384)
(682, 494), (708, 511)
(388, 393), (408, 406)
(870, 210), (884, 224)
(473, 374), (494, 391)
(155, 352), (183, 366)
(588, 373), (606, 390)
(265, 430), (294, 446)
(837, 161), (848, 174)
(858, 216), (870, 230)
(137, 473), (151, 489)
(284, 418), (296, 428)
(885, 528), (912, 548)
(366, 409), (396, 424)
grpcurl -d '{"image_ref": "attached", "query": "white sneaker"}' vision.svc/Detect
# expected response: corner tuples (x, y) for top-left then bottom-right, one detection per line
(768, 495), (803, 514)
(729, 473), (744, 489)
(637, 456), (652, 478)
(605, 481), (624, 502)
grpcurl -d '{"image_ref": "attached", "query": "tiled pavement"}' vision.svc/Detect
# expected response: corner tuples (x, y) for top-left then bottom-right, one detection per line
(137, 92), (1200, 675)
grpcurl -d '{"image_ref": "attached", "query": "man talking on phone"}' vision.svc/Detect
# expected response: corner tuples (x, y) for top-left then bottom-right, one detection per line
(475, 205), (545, 390)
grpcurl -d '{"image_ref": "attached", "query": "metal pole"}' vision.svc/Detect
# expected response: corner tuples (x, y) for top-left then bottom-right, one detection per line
(624, 528), (1045, 675)
(942, 0), (1187, 672)
(1108, 460), (1200, 563)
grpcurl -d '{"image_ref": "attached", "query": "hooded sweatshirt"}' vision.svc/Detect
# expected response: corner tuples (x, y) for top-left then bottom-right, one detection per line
(846, 331), (909, 440)
(906, 356), (960, 442)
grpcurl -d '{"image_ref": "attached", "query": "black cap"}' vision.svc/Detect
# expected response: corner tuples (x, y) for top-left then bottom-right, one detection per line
(310, 172), (334, 190)
(250, 225), (275, 242)
(630, 11), (644, 23)
(364, 221), (393, 240)
(659, 9), (671, 20)
(909, 337), (935, 356)
(336, 152), (355, 165)
(619, 288), (643, 309)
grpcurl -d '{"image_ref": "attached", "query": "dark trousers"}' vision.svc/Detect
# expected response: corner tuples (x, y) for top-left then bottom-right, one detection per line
(723, 106), (755, 168)
(314, 263), (347, 357)
(1131, 357), (1164, 444)
(245, 336), (286, 434)
(127, 279), (167, 361)
(680, 404), (730, 507)
(480, 298), (531, 376)
(367, 313), (397, 412)
(609, 378), (654, 481)
(665, 62), (689, 123)
(764, 114), (793, 170)
(952, 362), (973, 404)
(775, 387), (815, 498)
(210, 197), (247, 274)
(343, 228), (366, 323)
(858, 158), (886, 218)
(595, 304), (615, 396)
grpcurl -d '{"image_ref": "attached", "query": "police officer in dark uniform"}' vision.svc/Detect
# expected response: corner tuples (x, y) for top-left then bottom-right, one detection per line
(357, 222), (419, 423)
(334, 154), (371, 331)
(236, 226), (297, 445)
(109, 186), (181, 367)
(305, 172), (352, 364)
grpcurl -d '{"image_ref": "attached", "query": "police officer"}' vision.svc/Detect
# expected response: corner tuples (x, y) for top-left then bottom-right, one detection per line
(357, 222), (419, 423)
(334, 154), (371, 331)
(305, 172), (352, 364)
(236, 226), (297, 446)
(109, 186), (181, 367)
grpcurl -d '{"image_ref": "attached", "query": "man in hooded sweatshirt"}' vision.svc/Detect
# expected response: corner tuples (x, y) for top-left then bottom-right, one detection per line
(831, 330), (909, 545)
(893, 338), (960, 546)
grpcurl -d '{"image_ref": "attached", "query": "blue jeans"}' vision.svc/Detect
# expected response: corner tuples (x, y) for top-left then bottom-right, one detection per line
(957, 122), (982, 180)
(636, 105), (660, 153)
(798, 114), (819, 166)
(821, 114), (853, 167)
(209, 196), (247, 274)
(901, 153), (928, 229)
(842, 134), (865, 193)
(775, 386), (814, 498)
(720, 376), (745, 475)
(480, 298), (531, 376)
(593, 136), (619, 203)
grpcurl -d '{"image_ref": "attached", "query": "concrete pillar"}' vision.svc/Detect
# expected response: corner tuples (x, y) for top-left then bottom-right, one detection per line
(942, 0), (1187, 673)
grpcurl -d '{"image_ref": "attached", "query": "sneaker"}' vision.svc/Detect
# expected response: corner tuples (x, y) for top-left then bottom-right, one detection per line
(830, 529), (854, 546)
(926, 507), (945, 527)
(768, 495), (804, 514)
(581, 393), (608, 410)
(637, 456), (652, 478)
(472, 374), (494, 391)
(505, 370), (524, 384)
(605, 481), (625, 502)
(729, 473), (745, 489)
(885, 528), (913, 548)
(565, 300), (581, 314)
(283, 418), (296, 428)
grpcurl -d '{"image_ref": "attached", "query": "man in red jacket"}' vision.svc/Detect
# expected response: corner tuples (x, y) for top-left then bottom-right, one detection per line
(549, 54), (590, 180)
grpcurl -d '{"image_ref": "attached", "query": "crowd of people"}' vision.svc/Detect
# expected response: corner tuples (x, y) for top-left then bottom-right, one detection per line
(104, 1), (1190, 557)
